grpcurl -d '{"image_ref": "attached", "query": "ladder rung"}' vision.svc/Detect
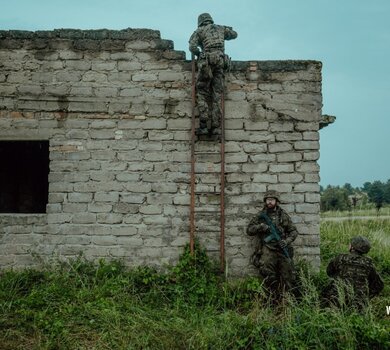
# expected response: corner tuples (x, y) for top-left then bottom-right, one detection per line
(194, 143), (220, 153)
(195, 206), (219, 213)
(196, 225), (219, 234)
(195, 192), (221, 196)
(196, 184), (220, 189)
(194, 150), (220, 154)
(195, 187), (221, 192)
(196, 135), (221, 142)
(196, 155), (221, 161)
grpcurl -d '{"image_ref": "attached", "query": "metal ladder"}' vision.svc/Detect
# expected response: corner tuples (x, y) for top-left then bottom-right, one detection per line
(189, 55), (226, 273)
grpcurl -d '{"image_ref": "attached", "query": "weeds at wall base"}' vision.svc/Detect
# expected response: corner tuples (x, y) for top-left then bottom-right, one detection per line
(1, 223), (389, 349)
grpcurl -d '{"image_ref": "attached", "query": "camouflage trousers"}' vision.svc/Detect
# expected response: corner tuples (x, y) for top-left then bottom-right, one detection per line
(257, 245), (296, 298)
(196, 52), (225, 129)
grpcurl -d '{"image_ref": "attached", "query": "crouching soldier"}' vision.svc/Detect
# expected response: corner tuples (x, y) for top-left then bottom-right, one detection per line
(322, 236), (384, 311)
(247, 190), (299, 301)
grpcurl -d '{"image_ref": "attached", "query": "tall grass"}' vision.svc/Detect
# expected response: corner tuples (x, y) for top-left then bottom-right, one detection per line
(1, 221), (389, 349)
(320, 219), (390, 275)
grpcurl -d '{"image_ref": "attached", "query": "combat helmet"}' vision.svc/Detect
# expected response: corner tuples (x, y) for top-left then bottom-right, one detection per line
(198, 13), (214, 27)
(263, 190), (280, 203)
(350, 236), (371, 254)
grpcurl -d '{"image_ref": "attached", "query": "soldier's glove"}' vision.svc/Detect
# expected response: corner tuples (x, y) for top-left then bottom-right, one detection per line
(258, 223), (269, 232)
(278, 240), (287, 249)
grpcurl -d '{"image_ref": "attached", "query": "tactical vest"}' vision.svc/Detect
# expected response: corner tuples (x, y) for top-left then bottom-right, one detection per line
(337, 254), (372, 288)
(200, 24), (225, 52)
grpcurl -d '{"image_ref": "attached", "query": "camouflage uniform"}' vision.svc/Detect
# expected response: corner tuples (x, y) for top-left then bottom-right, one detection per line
(247, 191), (299, 298)
(189, 13), (237, 135)
(322, 236), (384, 310)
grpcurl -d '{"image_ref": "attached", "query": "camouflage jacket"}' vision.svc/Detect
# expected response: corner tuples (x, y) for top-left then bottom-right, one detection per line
(247, 206), (298, 251)
(327, 252), (384, 298)
(189, 23), (237, 56)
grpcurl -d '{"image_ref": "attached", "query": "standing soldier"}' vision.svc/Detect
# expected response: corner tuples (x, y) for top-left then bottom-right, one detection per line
(189, 13), (237, 136)
(247, 190), (299, 301)
(322, 236), (384, 311)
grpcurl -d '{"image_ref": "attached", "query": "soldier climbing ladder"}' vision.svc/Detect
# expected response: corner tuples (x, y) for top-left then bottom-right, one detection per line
(189, 54), (226, 273)
(188, 13), (237, 273)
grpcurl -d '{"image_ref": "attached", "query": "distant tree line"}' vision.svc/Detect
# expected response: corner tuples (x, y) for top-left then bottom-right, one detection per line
(320, 179), (390, 211)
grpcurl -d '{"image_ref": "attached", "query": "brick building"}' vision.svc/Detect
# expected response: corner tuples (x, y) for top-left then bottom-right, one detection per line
(0, 28), (324, 275)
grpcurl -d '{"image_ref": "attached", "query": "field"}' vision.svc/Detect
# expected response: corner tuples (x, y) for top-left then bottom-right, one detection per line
(1, 219), (389, 349)
(321, 205), (390, 218)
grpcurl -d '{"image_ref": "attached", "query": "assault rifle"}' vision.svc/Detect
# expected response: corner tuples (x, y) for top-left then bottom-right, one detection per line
(259, 213), (291, 260)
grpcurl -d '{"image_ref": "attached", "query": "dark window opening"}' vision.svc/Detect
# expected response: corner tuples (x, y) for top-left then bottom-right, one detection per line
(0, 141), (49, 213)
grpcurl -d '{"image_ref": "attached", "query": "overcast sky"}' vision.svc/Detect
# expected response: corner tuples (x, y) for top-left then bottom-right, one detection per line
(1, 0), (389, 188)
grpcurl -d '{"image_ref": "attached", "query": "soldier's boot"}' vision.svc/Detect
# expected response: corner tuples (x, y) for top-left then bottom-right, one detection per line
(196, 127), (209, 135)
(210, 120), (221, 136)
(196, 120), (209, 135)
(210, 127), (221, 136)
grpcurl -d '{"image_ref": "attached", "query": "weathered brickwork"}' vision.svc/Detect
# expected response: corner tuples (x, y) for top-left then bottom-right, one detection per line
(0, 29), (322, 275)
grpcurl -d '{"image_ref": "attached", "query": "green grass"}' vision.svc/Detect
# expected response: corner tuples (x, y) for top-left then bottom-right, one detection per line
(1, 221), (389, 349)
